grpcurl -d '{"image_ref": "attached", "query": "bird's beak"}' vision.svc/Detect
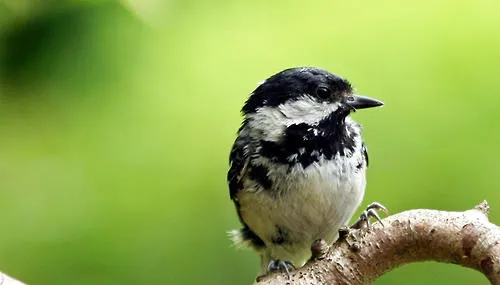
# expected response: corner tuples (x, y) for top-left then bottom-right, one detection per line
(345, 94), (384, 110)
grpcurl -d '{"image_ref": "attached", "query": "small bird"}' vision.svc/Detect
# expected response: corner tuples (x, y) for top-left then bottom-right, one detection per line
(227, 67), (384, 274)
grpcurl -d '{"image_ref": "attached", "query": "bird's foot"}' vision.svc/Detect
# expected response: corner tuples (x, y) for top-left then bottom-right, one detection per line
(351, 202), (389, 229)
(267, 259), (296, 275)
(255, 259), (297, 281)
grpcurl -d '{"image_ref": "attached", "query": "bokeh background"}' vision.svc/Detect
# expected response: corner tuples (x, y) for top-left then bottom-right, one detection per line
(0, 0), (499, 284)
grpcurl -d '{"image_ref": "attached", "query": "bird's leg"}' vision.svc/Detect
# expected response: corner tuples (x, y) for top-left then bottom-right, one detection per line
(351, 202), (389, 229)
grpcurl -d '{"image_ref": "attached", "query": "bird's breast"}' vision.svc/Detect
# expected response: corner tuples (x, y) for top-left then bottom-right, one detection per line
(238, 154), (366, 264)
(275, 155), (367, 239)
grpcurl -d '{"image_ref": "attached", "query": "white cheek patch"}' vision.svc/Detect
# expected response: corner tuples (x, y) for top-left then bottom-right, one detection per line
(277, 96), (341, 125)
(246, 96), (341, 141)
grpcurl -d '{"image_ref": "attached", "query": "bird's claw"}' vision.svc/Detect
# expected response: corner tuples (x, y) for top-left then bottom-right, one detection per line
(351, 202), (389, 229)
(267, 259), (296, 276)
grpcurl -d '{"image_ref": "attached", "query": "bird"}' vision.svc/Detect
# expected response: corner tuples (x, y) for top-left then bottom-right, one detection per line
(227, 67), (385, 274)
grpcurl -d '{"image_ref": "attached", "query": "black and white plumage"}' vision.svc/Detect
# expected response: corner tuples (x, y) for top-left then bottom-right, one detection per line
(227, 67), (383, 273)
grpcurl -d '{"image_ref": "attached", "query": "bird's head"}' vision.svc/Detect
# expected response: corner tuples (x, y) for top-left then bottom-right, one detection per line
(243, 67), (383, 127)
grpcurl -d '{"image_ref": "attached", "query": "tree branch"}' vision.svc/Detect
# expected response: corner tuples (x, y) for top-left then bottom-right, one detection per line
(0, 272), (26, 285)
(255, 201), (500, 285)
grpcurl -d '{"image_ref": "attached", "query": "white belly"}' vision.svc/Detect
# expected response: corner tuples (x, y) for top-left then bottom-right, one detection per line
(238, 156), (366, 266)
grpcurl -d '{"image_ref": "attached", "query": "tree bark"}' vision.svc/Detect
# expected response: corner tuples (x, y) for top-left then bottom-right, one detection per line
(255, 201), (500, 285)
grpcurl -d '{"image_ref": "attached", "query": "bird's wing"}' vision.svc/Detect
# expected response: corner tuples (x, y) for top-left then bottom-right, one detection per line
(362, 142), (369, 167)
(228, 137), (250, 201)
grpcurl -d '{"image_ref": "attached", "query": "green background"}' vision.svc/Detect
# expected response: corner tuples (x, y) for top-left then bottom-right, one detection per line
(0, 0), (498, 284)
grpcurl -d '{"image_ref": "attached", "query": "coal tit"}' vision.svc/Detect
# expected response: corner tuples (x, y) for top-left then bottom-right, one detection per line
(228, 67), (384, 274)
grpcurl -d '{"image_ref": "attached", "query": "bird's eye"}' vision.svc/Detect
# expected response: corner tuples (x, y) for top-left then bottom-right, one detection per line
(316, 87), (331, 99)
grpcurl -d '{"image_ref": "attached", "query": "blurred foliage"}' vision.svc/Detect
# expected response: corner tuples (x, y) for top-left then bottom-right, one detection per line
(0, 0), (498, 284)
